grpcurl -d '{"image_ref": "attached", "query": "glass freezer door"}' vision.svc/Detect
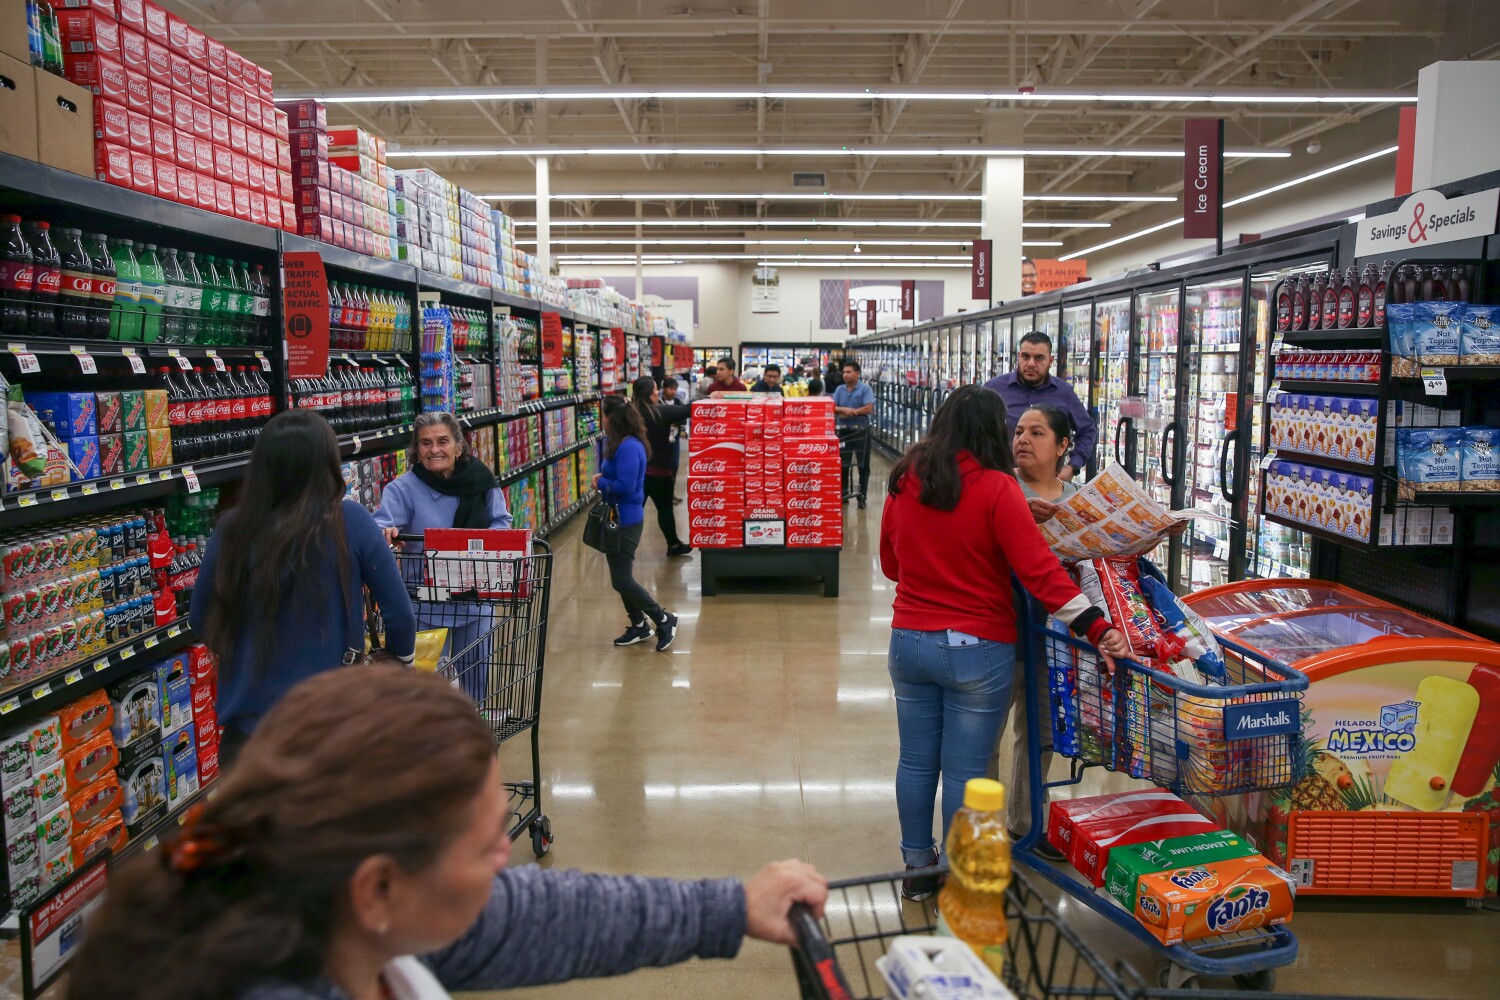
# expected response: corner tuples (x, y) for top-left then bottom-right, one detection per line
(1061, 302), (1093, 454)
(993, 316), (1014, 380)
(1134, 287), (1183, 572)
(962, 320), (977, 385)
(1093, 296), (1132, 474)
(979, 320), (995, 384)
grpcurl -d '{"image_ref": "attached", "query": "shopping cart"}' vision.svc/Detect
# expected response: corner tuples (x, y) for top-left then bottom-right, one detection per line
(1011, 563), (1310, 990)
(838, 424), (873, 504)
(370, 534), (556, 859)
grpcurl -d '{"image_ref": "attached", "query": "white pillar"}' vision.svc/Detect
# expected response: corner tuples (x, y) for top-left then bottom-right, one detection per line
(635, 199), (644, 295)
(1413, 61), (1500, 188)
(536, 156), (551, 275)
(980, 111), (1025, 301)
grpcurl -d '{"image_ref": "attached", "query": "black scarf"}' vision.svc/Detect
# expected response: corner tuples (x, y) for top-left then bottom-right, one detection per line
(413, 455), (498, 529)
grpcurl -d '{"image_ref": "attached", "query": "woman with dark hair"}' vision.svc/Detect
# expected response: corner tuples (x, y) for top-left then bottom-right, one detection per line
(1013, 403), (1079, 523)
(189, 410), (416, 760)
(879, 384), (1129, 898)
(631, 376), (692, 556)
(67, 667), (828, 1000)
(594, 394), (677, 650)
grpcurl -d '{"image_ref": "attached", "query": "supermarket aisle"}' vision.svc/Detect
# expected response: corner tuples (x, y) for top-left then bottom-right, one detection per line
(492, 453), (1496, 1000)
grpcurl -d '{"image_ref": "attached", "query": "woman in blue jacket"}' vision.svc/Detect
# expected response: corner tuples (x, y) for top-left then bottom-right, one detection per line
(595, 394), (677, 650)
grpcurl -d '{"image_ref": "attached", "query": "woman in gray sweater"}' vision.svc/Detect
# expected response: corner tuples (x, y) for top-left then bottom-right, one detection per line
(68, 667), (827, 1000)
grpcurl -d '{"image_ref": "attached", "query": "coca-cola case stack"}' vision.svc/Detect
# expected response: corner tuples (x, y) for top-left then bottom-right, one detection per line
(781, 397), (841, 547)
(686, 397), (747, 548)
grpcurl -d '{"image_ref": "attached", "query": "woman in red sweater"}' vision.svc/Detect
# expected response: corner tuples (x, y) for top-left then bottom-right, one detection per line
(879, 385), (1128, 896)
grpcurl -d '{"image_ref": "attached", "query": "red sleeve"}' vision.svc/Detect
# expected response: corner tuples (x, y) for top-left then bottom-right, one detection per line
(879, 492), (900, 582)
(988, 474), (1085, 614)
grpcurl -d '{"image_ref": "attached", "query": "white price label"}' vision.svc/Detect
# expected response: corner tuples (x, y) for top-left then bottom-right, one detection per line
(157, 470), (172, 481)
(1260, 450), (1278, 471)
(65, 669), (83, 686)
(207, 350), (227, 372)
(183, 466), (201, 493)
(71, 347), (97, 374)
(119, 646), (134, 660)
(0, 698), (17, 716)
(50, 488), (69, 502)
(1420, 367), (1448, 396)
(17, 494), (37, 507)
(109, 478), (125, 491)
(144, 634), (159, 649)
(135, 474), (151, 486)
(142, 835), (159, 853)
(351, 435), (361, 454)
(255, 351), (271, 372)
(8, 343), (40, 373)
(94, 659), (110, 673)
(169, 349), (192, 371)
(81, 482), (99, 496)
(123, 348), (146, 374)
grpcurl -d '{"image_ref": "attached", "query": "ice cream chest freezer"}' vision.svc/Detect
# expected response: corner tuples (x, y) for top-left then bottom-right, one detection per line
(1182, 580), (1499, 900)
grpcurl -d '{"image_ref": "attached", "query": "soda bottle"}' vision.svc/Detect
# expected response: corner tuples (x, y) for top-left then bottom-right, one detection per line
(218, 259), (242, 346)
(393, 292), (410, 351)
(1, 215), (34, 336)
(108, 239), (143, 341)
(198, 255), (224, 344)
(85, 233), (115, 340)
(40, 3), (62, 75)
(936, 778), (1011, 977)
(160, 366), (193, 462)
(25, 2), (43, 67)
(136, 243), (167, 343)
(250, 263), (271, 345)
(158, 247), (185, 344)
(179, 251), (205, 343)
(183, 365), (212, 455)
(57, 227), (93, 339)
(221, 367), (247, 451)
(23, 221), (60, 337)
(233, 261), (257, 347)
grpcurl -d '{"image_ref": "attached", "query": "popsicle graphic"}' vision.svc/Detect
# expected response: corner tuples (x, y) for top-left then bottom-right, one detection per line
(1451, 663), (1500, 800)
(1384, 675), (1480, 811)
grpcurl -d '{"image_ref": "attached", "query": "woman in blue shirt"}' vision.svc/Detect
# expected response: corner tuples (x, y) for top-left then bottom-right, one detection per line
(595, 394), (677, 651)
(190, 410), (416, 762)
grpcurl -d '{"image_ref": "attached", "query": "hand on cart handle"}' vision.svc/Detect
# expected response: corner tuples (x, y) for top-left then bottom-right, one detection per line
(1094, 626), (1131, 672)
(382, 526), (403, 550)
(744, 859), (829, 946)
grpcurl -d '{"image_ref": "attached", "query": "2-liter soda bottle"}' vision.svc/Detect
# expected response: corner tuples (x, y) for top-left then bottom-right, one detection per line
(936, 778), (1011, 978)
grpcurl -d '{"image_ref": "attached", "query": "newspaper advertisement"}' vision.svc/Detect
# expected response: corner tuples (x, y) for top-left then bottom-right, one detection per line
(1038, 462), (1217, 562)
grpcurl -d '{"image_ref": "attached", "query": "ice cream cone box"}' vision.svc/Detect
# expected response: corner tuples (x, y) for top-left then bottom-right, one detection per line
(1104, 829), (1258, 914)
(1132, 855), (1296, 945)
(1048, 790), (1220, 886)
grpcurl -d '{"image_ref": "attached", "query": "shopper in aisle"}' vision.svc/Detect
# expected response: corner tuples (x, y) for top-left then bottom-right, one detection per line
(807, 376), (825, 396)
(661, 376), (682, 404)
(1013, 403), (1081, 523)
(375, 412), (513, 543)
(879, 385), (1130, 899)
(981, 333), (1096, 480)
(833, 360), (876, 508)
(750, 364), (785, 394)
(594, 394), (678, 650)
(189, 410), (416, 761)
(67, 667), (828, 1000)
(707, 356), (747, 395)
(632, 375), (693, 556)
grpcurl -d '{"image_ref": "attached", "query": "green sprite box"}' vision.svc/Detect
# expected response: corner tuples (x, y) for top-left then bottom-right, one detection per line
(1104, 829), (1259, 914)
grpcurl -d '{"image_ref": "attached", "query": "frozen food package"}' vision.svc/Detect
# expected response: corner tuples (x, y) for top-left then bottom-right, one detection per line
(1460, 305), (1500, 365)
(1138, 574), (1225, 683)
(1385, 302), (1419, 377)
(1461, 427), (1500, 492)
(1415, 301), (1465, 367)
(1074, 557), (1173, 664)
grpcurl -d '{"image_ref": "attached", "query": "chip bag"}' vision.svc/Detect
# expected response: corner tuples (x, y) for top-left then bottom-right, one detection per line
(1075, 557), (1178, 665)
(1139, 574), (1227, 683)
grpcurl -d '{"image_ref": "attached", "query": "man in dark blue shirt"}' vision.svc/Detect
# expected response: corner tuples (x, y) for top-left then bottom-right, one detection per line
(833, 360), (876, 507)
(982, 332), (1096, 480)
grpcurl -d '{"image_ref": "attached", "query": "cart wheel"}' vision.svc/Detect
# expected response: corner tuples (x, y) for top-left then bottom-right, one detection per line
(1157, 966), (1198, 990)
(530, 815), (553, 858)
(1232, 970), (1276, 991)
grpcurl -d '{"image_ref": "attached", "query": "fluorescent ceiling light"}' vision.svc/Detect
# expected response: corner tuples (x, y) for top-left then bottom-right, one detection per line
(556, 253), (973, 262)
(386, 144), (1288, 159)
(290, 85), (1412, 106)
(526, 237), (1062, 247)
(560, 260), (973, 268)
(514, 218), (1105, 229)
(1057, 146), (1399, 261)
(485, 191), (1174, 204)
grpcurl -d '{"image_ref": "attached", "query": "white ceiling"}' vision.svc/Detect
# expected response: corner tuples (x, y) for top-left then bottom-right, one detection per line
(161, 0), (1500, 261)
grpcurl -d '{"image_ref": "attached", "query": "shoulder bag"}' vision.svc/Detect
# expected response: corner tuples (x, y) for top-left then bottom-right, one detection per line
(583, 499), (623, 554)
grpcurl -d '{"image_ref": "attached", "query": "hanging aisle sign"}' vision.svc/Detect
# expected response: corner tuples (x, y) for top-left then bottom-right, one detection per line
(900, 280), (916, 320)
(1183, 118), (1224, 244)
(1354, 186), (1499, 257)
(282, 252), (330, 378)
(847, 307), (857, 338)
(971, 240), (992, 300)
(865, 300), (877, 331)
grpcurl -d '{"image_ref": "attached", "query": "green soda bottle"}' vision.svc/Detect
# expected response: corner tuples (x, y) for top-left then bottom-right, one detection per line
(136, 243), (166, 344)
(220, 258), (245, 346)
(179, 251), (205, 344)
(199, 255), (225, 344)
(232, 261), (256, 347)
(108, 238), (143, 342)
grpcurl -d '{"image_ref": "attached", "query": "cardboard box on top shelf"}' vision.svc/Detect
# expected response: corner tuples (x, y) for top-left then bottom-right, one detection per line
(0, 53), (39, 161)
(35, 70), (94, 176)
(0, 1), (30, 64)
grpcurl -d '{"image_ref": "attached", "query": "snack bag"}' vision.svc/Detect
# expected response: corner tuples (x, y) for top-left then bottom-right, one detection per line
(1385, 302), (1419, 377)
(1074, 557), (1175, 664)
(1461, 305), (1500, 365)
(1138, 574), (1227, 683)
(1415, 301), (1465, 367)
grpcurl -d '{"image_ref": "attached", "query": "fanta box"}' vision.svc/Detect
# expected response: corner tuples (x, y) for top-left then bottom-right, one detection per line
(1133, 856), (1296, 945)
(1103, 829), (1258, 914)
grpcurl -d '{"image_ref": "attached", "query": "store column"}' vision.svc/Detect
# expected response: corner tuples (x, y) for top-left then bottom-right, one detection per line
(1412, 61), (1500, 188)
(980, 111), (1025, 301)
(536, 156), (552, 275)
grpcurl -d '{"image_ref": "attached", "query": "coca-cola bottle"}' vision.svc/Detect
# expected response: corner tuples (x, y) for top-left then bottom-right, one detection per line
(186, 366), (216, 456)
(24, 221), (60, 337)
(85, 232), (115, 340)
(160, 366), (195, 463)
(328, 282), (345, 348)
(249, 264), (271, 346)
(1, 214), (35, 336)
(57, 226), (92, 339)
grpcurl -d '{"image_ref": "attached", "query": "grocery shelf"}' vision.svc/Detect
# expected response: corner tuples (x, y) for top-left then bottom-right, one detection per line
(493, 288), (546, 314)
(418, 272), (496, 303)
(1404, 490), (1500, 508)
(1278, 327), (1384, 346)
(498, 435), (602, 488)
(1264, 513), (1378, 551)
(0, 151), (279, 251)
(281, 233), (417, 284)
(1268, 378), (1381, 395)
(115, 780), (219, 865)
(2, 338), (272, 366)
(539, 491), (598, 538)
(0, 452), (252, 530)
(336, 420), (416, 458)
(1265, 449), (1377, 475)
(1392, 365), (1500, 383)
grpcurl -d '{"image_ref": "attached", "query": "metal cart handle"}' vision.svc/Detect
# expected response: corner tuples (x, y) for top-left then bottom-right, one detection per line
(789, 903), (855, 1000)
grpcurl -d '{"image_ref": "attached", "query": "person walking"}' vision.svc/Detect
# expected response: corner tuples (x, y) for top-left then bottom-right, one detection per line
(706, 356), (747, 395)
(189, 410), (416, 763)
(67, 667), (829, 1000)
(631, 376), (692, 556)
(879, 385), (1129, 899)
(981, 332), (1096, 480)
(595, 394), (678, 650)
(750, 364), (785, 394)
(833, 360), (875, 508)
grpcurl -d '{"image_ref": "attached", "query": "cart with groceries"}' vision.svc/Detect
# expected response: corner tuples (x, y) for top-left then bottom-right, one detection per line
(372, 529), (556, 859)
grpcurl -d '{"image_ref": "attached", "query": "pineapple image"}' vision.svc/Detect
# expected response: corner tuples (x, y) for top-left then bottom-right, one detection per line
(1460, 762), (1500, 896)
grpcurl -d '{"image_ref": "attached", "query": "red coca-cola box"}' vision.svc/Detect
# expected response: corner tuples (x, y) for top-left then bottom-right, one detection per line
(691, 399), (747, 420)
(232, 185), (250, 220)
(167, 12), (190, 51)
(170, 90), (193, 131)
(784, 457), (840, 478)
(170, 51), (191, 91)
(190, 98), (211, 139)
(189, 64), (208, 101)
(118, 26), (147, 71)
(149, 79), (172, 122)
(129, 150), (155, 195)
(256, 66), (274, 102)
(198, 741), (220, 785)
(123, 109), (150, 152)
(205, 36), (226, 74)
(686, 442), (746, 477)
(686, 476), (744, 497)
(783, 397), (835, 418)
(124, 69), (151, 113)
(785, 509), (839, 531)
(192, 134), (211, 173)
(289, 127), (330, 160)
(787, 527), (842, 548)
(276, 140), (290, 171)
(689, 523), (745, 549)
(150, 118), (174, 159)
(114, 0), (145, 32)
(154, 158), (178, 202)
(280, 200), (295, 231)
(57, 8), (121, 61)
(224, 49), (243, 88)
(66, 52), (128, 103)
(93, 99), (128, 145)
(176, 168), (197, 207)
(213, 177), (232, 215)
(278, 171), (292, 200)
(227, 117), (246, 154)
(183, 22), (207, 65)
(94, 141), (131, 188)
(277, 99), (326, 131)
(246, 157), (264, 191)
(145, 39), (171, 86)
(228, 84), (246, 122)
(783, 417), (834, 438)
(1048, 790), (1219, 887)
(784, 492), (839, 513)
(171, 128), (193, 168)
(207, 73), (227, 113)
(686, 494), (741, 516)
(142, 0), (170, 42)
(195, 170), (216, 212)
(193, 706), (216, 750)
(263, 198), (281, 230)
(248, 190), (266, 226)
(230, 150), (248, 185)
(689, 419), (747, 442)
(211, 142), (231, 181)
(245, 127), (263, 163)
(784, 439), (841, 459)
(785, 474), (842, 496)
(297, 214), (332, 242)
(244, 95), (263, 131)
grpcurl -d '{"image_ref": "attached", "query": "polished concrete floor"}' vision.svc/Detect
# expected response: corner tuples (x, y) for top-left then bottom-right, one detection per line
(489, 457), (1497, 1000)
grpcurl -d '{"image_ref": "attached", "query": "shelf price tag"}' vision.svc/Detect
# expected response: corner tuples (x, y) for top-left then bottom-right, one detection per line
(1420, 367), (1447, 396)
(168, 348), (192, 371)
(183, 466), (201, 493)
(255, 350), (271, 372)
(0, 698), (18, 716)
(109, 478), (125, 491)
(206, 350), (227, 373)
(123, 347), (146, 374)
(81, 482), (99, 496)
(144, 634), (159, 649)
(50, 487), (69, 502)
(1260, 450), (1278, 471)
(31, 683), (50, 701)
(94, 658), (110, 673)
(65, 669), (83, 686)
(17, 494), (37, 507)
(135, 473), (151, 487)
(7, 343), (40, 373)
(351, 435), (361, 454)
(70, 346), (97, 374)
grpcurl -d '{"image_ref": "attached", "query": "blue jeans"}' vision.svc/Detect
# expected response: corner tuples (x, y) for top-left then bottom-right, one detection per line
(888, 628), (1017, 866)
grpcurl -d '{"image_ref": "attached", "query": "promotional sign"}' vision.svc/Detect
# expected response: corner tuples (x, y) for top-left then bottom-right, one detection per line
(1028, 259), (1089, 295)
(865, 299), (877, 331)
(650, 336), (663, 367)
(1183, 118), (1224, 243)
(971, 239), (993, 300)
(847, 307), (857, 338)
(540, 312), (564, 368)
(610, 327), (626, 378)
(751, 265), (780, 313)
(900, 279), (916, 319)
(22, 855), (110, 998)
(282, 251), (330, 378)
(1353, 186), (1499, 258)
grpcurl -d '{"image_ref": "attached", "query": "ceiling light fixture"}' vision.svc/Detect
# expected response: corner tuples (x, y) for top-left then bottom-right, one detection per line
(510, 218), (1107, 229)
(482, 191), (1175, 204)
(518, 237), (1064, 247)
(385, 144), (1289, 160)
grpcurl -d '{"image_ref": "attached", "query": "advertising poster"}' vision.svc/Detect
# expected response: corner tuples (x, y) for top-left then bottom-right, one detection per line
(751, 265), (780, 313)
(1023, 258), (1089, 296)
(282, 251), (330, 377)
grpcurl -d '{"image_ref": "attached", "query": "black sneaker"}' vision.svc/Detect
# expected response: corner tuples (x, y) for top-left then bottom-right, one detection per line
(653, 611), (678, 652)
(613, 622), (652, 647)
(857, 496), (868, 509)
(902, 864), (941, 902)
(667, 543), (694, 557)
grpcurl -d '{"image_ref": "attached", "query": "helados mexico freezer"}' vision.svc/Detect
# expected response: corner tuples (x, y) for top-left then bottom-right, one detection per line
(1181, 579), (1500, 901)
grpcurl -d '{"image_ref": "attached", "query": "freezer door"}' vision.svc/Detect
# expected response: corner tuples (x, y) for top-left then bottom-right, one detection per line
(1133, 286), (1184, 575)
(993, 316), (1013, 379)
(1093, 296), (1133, 475)
(1061, 302), (1093, 436)
(979, 319), (995, 383)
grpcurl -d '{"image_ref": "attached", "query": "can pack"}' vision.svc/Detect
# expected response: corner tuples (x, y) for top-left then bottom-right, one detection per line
(1133, 856), (1296, 945)
(1103, 829), (1259, 915)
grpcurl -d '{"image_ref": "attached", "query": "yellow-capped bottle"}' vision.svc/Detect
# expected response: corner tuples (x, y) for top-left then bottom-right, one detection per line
(936, 778), (1011, 977)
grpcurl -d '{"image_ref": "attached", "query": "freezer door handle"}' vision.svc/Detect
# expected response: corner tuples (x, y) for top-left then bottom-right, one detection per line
(1219, 429), (1242, 506)
(1114, 415), (1131, 467)
(1160, 420), (1181, 490)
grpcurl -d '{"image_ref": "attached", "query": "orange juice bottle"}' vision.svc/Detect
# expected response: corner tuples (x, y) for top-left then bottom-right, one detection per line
(936, 778), (1011, 977)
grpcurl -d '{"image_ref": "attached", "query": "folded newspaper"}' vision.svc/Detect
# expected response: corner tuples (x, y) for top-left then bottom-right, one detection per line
(1037, 462), (1220, 562)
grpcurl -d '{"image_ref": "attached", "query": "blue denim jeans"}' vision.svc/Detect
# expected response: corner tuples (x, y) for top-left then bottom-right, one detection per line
(888, 628), (1016, 866)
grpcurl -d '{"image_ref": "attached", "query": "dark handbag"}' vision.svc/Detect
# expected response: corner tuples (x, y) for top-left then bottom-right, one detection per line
(583, 500), (623, 554)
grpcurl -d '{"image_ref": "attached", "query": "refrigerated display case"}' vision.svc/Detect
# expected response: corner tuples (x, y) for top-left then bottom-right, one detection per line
(978, 318), (995, 384)
(1034, 305), (1061, 362)
(961, 319), (978, 385)
(1093, 296), (1133, 476)
(1061, 302), (1093, 434)
(1184, 579), (1500, 900)
(992, 316), (1013, 382)
(1134, 286), (1183, 570)
(1177, 277), (1243, 590)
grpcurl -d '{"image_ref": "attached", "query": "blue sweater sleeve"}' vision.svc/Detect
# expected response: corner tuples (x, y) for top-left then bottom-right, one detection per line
(488, 486), (513, 529)
(1064, 384), (1098, 470)
(424, 866), (746, 990)
(344, 502), (416, 658)
(372, 475), (413, 533)
(598, 439), (644, 502)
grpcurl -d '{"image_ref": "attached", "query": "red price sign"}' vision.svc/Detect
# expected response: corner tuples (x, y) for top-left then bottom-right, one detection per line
(283, 252), (330, 378)
(541, 312), (564, 367)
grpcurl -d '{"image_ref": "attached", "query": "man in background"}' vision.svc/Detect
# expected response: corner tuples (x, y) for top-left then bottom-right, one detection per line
(751, 364), (785, 395)
(662, 377), (686, 504)
(982, 332), (1095, 480)
(707, 356), (748, 395)
(833, 360), (875, 508)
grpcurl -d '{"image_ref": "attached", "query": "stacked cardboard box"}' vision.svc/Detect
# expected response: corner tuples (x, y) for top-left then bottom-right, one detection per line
(394, 168), (497, 285)
(277, 101), (396, 258)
